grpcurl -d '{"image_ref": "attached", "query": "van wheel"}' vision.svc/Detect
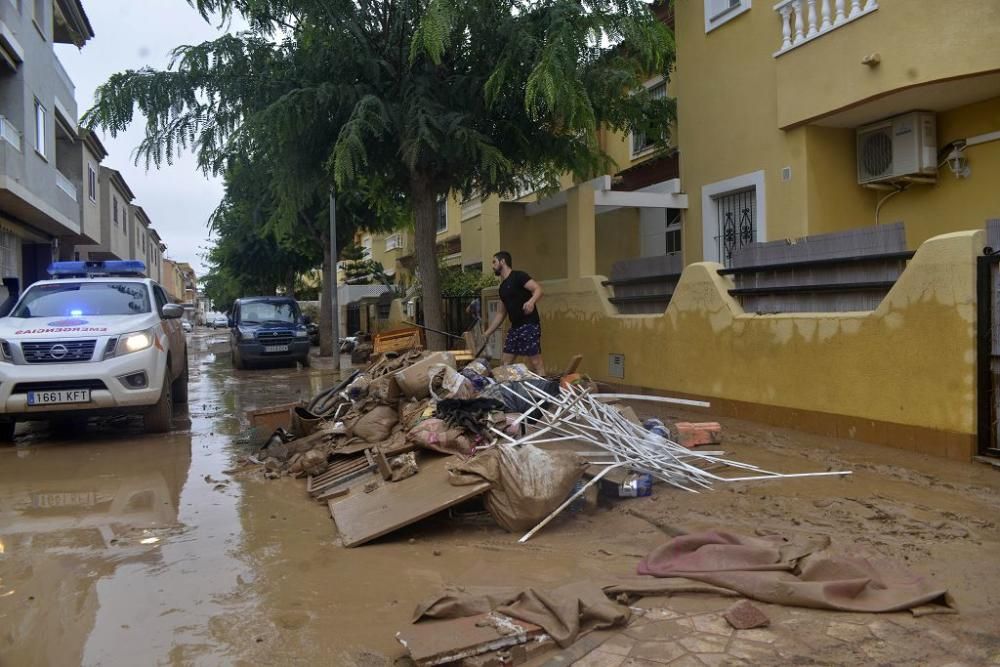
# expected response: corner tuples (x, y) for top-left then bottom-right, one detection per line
(172, 352), (190, 404)
(0, 419), (15, 444)
(145, 373), (173, 433)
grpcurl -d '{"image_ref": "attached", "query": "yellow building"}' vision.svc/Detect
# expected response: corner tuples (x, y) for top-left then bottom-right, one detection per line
(675, 0), (1000, 263)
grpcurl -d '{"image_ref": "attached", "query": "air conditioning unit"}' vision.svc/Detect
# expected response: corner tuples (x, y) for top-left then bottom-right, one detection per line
(856, 111), (937, 185)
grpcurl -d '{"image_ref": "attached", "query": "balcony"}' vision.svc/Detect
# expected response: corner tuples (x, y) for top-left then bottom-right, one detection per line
(0, 115), (21, 152)
(772, 0), (1000, 128)
(55, 170), (77, 202)
(52, 52), (75, 96)
(774, 0), (878, 57)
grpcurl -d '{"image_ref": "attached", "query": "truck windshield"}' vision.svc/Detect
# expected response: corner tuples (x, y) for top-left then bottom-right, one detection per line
(239, 301), (299, 324)
(10, 283), (152, 317)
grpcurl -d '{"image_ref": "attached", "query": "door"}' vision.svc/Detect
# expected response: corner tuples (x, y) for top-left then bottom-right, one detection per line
(977, 254), (1000, 458)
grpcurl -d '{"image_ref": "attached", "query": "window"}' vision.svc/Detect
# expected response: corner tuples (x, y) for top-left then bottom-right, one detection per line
(73, 251), (80, 261)
(436, 198), (448, 234)
(0, 228), (18, 279)
(631, 79), (667, 157)
(33, 99), (45, 157)
(113, 196), (118, 224)
(385, 233), (403, 251)
(153, 286), (168, 314)
(33, 0), (45, 37)
(12, 282), (151, 317)
(665, 209), (682, 255)
(362, 236), (373, 259)
(87, 163), (96, 202)
(701, 170), (766, 266)
(705, 0), (750, 32)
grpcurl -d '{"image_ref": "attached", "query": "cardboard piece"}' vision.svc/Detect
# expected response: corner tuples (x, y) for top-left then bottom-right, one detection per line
(396, 613), (544, 666)
(329, 454), (490, 547)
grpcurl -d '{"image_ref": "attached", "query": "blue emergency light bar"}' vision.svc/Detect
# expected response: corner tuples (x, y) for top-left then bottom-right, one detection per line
(47, 260), (147, 278)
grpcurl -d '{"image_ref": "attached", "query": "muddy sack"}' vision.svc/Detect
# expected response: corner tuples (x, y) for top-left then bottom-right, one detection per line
(352, 405), (399, 443)
(407, 418), (473, 456)
(451, 444), (587, 532)
(395, 352), (455, 399)
(428, 364), (476, 401)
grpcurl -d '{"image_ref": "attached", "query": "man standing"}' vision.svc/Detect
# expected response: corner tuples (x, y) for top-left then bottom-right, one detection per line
(482, 251), (545, 374)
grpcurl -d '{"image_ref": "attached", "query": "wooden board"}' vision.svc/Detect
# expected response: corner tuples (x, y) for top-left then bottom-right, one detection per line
(396, 613), (543, 665)
(373, 327), (423, 355)
(329, 455), (490, 547)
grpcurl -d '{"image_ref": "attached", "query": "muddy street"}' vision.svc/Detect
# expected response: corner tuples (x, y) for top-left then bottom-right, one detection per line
(2, 330), (1000, 666)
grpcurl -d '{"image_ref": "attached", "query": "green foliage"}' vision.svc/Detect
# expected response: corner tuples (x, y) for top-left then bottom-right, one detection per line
(85, 0), (676, 340)
(440, 265), (499, 298)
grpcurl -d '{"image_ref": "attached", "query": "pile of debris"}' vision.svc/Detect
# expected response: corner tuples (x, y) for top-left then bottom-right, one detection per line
(238, 338), (849, 551)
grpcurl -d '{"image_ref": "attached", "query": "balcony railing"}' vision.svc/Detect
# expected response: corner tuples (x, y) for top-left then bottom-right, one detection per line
(55, 170), (78, 201)
(385, 233), (404, 251)
(0, 116), (21, 151)
(52, 52), (75, 95)
(774, 0), (878, 57)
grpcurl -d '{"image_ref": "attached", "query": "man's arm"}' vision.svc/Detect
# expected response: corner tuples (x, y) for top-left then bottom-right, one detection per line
(522, 279), (543, 315)
(483, 300), (507, 338)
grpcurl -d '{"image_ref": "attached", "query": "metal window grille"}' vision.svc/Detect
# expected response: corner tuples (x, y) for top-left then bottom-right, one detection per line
(714, 187), (756, 267)
(385, 233), (402, 251)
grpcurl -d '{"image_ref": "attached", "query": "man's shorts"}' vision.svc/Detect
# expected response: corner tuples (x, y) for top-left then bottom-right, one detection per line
(503, 322), (542, 356)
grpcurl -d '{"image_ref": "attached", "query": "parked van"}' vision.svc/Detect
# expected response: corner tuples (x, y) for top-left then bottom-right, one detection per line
(228, 297), (311, 369)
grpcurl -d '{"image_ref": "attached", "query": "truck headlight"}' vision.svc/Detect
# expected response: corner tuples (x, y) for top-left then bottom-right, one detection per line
(0, 339), (11, 362)
(116, 329), (155, 356)
(295, 329), (308, 338)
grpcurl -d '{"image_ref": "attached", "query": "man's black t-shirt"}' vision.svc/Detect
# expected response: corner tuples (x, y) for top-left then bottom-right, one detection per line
(499, 270), (540, 328)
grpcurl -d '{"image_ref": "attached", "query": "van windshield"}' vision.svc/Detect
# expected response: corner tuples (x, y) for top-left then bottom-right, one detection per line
(239, 301), (299, 325)
(11, 282), (152, 317)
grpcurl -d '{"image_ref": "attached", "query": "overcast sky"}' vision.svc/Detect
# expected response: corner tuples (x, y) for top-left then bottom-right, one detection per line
(56, 2), (246, 277)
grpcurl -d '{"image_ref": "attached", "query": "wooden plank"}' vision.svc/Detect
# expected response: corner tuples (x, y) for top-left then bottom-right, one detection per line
(374, 448), (392, 481)
(396, 613), (544, 666)
(330, 455), (490, 547)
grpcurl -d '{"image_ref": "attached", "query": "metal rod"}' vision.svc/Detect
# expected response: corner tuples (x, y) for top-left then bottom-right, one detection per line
(402, 320), (465, 341)
(519, 463), (625, 543)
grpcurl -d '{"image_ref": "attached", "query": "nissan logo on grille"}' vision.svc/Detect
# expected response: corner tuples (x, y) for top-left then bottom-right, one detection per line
(48, 344), (69, 360)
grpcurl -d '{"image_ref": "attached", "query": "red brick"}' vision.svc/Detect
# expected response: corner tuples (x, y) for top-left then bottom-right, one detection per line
(673, 422), (723, 448)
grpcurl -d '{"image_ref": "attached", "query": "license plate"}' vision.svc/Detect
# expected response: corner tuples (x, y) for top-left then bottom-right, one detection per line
(264, 345), (289, 353)
(27, 389), (92, 406)
(32, 491), (97, 509)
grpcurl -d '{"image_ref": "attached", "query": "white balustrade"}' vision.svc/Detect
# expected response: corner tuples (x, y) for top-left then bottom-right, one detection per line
(774, 0), (878, 56)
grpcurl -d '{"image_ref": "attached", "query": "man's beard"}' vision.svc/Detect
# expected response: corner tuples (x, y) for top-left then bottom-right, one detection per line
(493, 267), (502, 276)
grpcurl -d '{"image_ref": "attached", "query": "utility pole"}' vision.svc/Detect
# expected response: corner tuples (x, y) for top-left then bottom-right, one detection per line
(329, 189), (341, 372)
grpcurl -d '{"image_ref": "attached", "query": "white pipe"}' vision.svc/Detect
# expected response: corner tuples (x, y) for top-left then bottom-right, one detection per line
(591, 393), (711, 408)
(518, 463), (625, 543)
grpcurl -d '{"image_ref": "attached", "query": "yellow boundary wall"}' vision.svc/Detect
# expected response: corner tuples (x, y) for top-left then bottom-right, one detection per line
(534, 230), (982, 460)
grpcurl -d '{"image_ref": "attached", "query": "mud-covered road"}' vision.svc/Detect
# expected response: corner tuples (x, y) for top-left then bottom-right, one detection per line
(2, 330), (999, 666)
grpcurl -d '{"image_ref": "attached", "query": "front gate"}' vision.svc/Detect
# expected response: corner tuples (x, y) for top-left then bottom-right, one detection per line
(976, 243), (1000, 458)
(346, 303), (362, 336)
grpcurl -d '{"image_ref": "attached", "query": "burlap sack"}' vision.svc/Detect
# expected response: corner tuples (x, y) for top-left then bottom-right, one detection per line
(352, 405), (399, 443)
(451, 444), (586, 532)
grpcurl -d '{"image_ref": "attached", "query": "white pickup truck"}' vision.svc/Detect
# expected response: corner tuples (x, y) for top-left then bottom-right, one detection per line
(0, 260), (189, 440)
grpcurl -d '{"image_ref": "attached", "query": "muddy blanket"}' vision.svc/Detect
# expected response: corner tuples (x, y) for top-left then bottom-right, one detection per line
(413, 581), (629, 648)
(637, 531), (953, 613)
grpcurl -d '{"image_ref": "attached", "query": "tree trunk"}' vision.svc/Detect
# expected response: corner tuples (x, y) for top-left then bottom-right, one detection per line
(411, 179), (446, 350)
(285, 269), (296, 299)
(319, 235), (334, 357)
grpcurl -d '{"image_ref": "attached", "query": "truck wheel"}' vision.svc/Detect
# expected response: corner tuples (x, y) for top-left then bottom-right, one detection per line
(232, 349), (245, 370)
(0, 419), (15, 444)
(172, 352), (190, 404)
(300, 354), (311, 368)
(145, 373), (174, 434)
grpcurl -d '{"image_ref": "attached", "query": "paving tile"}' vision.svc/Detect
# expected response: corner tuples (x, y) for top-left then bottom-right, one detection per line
(689, 614), (733, 637)
(628, 640), (686, 664)
(625, 620), (693, 642)
(644, 607), (683, 621)
(696, 653), (749, 667)
(574, 649), (627, 667)
(664, 656), (703, 667)
(601, 634), (637, 657)
(867, 619), (909, 643)
(726, 639), (779, 662)
(826, 621), (872, 643)
(677, 634), (729, 654)
(732, 628), (775, 644)
(664, 597), (731, 615)
(622, 658), (672, 667)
